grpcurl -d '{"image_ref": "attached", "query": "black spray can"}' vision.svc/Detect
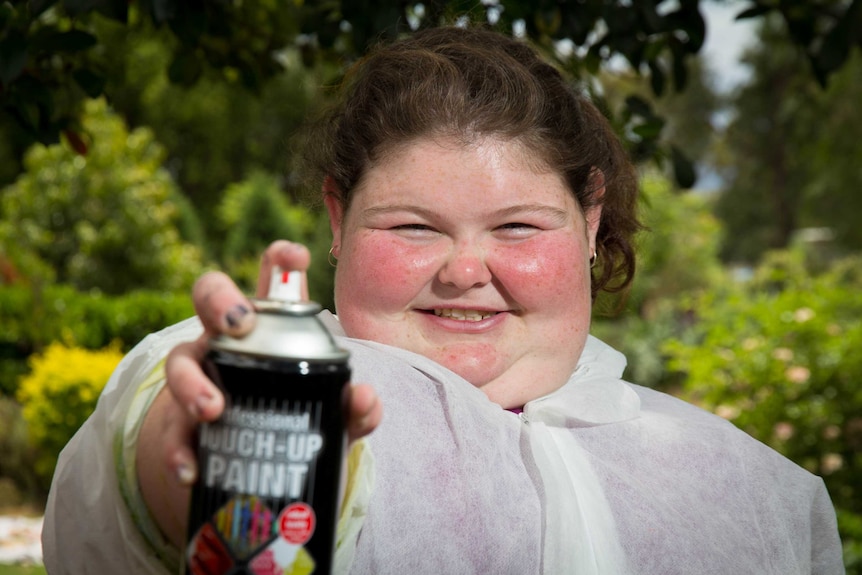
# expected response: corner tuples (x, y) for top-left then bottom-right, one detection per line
(183, 270), (350, 575)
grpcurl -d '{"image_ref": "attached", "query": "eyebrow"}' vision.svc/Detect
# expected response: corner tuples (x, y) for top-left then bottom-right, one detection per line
(361, 203), (571, 223)
(361, 205), (436, 219)
(492, 204), (572, 223)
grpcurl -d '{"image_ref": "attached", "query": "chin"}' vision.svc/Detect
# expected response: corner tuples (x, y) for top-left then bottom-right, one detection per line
(443, 361), (502, 390)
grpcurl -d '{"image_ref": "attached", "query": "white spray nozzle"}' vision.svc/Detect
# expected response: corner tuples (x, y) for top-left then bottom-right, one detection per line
(268, 266), (302, 302)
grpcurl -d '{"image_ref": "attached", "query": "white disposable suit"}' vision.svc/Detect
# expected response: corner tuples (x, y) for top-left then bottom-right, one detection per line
(42, 312), (845, 574)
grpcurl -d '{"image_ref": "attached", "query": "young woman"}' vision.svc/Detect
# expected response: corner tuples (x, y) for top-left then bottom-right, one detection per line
(43, 26), (844, 574)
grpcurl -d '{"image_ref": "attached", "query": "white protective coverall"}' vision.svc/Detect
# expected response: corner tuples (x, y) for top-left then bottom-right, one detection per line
(42, 312), (846, 574)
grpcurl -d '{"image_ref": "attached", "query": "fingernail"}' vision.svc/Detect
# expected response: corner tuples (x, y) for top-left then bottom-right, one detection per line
(186, 393), (214, 420)
(177, 460), (197, 485)
(356, 401), (378, 433)
(224, 304), (252, 332)
(196, 394), (218, 418)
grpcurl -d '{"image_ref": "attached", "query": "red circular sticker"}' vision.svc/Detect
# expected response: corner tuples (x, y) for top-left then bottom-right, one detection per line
(278, 503), (316, 545)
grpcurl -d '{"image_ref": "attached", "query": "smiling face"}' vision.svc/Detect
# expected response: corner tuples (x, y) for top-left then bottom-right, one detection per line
(326, 136), (602, 409)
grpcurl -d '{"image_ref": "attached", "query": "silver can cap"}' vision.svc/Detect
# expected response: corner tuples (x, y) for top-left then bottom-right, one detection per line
(210, 298), (349, 362)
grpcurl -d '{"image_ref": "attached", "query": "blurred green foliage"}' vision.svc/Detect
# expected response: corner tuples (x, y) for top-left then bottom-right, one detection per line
(213, 169), (335, 308)
(717, 23), (862, 262)
(98, 25), (321, 227)
(664, 249), (862, 569)
(0, 397), (42, 506)
(0, 284), (194, 396)
(2, 0), (855, 189)
(593, 174), (725, 388)
(0, 98), (204, 295)
(218, 171), (313, 288)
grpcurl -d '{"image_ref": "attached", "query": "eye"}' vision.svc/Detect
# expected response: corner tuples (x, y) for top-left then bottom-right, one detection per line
(389, 223), (440, 238)
(391, 224), (434, 231)
(495, 222), (540, 239)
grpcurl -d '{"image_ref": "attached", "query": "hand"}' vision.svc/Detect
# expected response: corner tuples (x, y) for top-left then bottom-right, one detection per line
(136, 241), (382, 547)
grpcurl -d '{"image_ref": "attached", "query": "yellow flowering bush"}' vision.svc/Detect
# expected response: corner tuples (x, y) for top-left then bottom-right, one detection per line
(16, 342), (123, 484)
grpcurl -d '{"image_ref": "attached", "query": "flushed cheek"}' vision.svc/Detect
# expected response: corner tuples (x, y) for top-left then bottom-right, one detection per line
(492, 238), (588, 305)
(338, 234), (440, 312)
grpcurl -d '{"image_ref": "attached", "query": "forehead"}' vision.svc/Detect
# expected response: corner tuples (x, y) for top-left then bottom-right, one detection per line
(339, 138), (587, 227)
(356, 136), (570, 201)
(375, 134), (552, 172)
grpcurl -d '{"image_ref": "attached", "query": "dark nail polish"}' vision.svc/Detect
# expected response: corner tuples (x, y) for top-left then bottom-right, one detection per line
(225, 304), (250, 329)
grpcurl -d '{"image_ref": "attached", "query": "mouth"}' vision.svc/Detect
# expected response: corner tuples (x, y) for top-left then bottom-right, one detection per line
(432, 308), (499, 322)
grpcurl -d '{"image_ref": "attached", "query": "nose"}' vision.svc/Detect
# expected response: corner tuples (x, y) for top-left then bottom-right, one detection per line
(436, 241), (492, 289)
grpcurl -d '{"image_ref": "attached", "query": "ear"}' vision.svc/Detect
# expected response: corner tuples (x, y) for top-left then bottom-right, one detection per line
(322, 176), (344, 251)
(585, 169), (605, 252)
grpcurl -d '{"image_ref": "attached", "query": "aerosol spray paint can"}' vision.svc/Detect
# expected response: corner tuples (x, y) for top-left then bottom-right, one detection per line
(183, 269), (350, 575)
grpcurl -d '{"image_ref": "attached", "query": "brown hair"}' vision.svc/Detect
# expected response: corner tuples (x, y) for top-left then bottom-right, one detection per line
(302, 26), (640, 297)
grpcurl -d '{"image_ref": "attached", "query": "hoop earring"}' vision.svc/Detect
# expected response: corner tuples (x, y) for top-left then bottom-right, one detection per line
(328, 246), (339, 268)
(590, 250), (598, 269)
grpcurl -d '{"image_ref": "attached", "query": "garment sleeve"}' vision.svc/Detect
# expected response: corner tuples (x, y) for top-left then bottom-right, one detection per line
(42, 316), (375, 575)
(42, 318), (201, 575)
(334, 439), (375, 574)
(809, 477), (847, 575)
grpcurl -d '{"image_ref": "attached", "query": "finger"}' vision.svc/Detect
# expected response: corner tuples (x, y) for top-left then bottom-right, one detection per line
(137, 387), (196, 546)
(173, 448), (198, 486)
(164, 338), (225, 422)
(151, 388), (199, 484)
(257, 240), (312, 299)
(346, 383), (382, 443)
(156, 398), (197, 543)
(193, 271), (256, 337)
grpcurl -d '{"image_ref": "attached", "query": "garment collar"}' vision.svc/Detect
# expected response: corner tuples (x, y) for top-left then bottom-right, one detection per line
(319, 310), (641, 427)
(524, 336), (641, 427)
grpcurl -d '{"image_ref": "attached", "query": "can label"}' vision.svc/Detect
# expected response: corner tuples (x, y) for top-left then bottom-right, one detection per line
(201, 406), (323, 500)
(184, 355), (348, 575)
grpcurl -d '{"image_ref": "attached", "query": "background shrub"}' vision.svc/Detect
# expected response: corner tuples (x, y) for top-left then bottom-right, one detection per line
(0, 284), (193, 396)
(664, 250), (862, 569)
(0, 98), (204, 295)
(0, 397), (42, 507)
(16, 342), (124, 491)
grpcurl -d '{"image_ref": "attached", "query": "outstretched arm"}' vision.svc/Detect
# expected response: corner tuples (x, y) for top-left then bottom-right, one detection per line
(137, 240), (382, 548)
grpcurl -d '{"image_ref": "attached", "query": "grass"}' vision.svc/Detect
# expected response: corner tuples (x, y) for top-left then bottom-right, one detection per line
(0, 566), (46, 575)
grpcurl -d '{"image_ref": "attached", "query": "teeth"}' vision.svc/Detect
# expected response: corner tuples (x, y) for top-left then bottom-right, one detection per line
(434, 308), (496, 321)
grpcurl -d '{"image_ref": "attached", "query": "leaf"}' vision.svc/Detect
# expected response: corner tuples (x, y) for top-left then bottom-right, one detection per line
(0, 31), (28, 85)
(93, 0), (128, 23)
(166, 7), (208, 45)
(638, 2), (664, 34)
(670, 42), (689, 91)
(671, 145), (697, 189)
(632, 117), (664, 140)
(32, 29), (98, 53)
(624, 95), (654, 118)
(534, 7), (562, 37)
(140, 0), (178, 23)
(0, 3), (14, 28)
(63, 129), (89, 156)
(167, 50), (204, 86)
(73, 68), (106, 98)
(648, 60), (666, 97)
(63, 0), (104, 16)
(28, 0), (58, 18)
(811, 0), (858, 83)
(735, 6), (772, 21)
(584, 45), (602, 75)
